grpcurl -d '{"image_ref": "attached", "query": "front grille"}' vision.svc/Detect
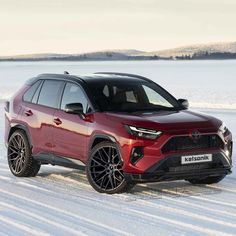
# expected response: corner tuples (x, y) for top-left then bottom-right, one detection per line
(169, 163), (211, 172)
(162, 134), (223, 153)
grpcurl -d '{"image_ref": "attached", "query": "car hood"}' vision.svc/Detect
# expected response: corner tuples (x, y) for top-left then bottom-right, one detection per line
(105, 110), (221, 131)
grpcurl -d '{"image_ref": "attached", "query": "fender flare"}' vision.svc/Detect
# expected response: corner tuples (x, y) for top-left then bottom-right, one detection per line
(89, 134), (116, 151)
(8, 123), (33, 148)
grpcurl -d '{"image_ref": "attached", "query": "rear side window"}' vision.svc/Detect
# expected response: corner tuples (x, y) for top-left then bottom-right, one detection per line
(32, 82), (43, 104)
(38, 80), (64, 108)
(23, 80), (42, 102)
(61, 82), (89, 113)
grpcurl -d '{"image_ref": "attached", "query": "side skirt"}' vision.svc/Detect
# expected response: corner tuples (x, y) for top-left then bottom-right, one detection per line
(33, 153), (85, 171)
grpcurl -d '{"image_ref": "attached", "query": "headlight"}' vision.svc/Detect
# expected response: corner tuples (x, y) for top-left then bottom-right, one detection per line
(219, 122), (228, 134)
(125, 125), (162, 140)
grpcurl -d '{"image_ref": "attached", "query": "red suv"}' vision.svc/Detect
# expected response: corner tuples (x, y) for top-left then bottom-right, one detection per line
(5, 72), (233, 193)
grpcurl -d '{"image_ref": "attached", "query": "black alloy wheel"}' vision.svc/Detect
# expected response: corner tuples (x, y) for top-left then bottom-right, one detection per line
(87, 142), (134, 194)
(8, 130), (40, 177)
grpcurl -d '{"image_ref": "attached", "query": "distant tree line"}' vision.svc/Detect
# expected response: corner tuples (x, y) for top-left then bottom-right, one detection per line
(1, 51), (236, 62)
(176, 51), (236, 60)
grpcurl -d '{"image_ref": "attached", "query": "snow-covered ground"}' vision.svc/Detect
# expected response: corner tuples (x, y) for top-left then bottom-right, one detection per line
(0, 103), (235, 236)
(0, 60), (236, 235)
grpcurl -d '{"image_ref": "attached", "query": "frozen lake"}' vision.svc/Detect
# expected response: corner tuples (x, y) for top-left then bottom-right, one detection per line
(0, 60), (236, 109)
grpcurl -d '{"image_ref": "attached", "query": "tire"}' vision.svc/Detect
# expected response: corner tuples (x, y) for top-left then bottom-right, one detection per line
(86, 142), (134, 194)
(187, 175), (226, 185)
(7, 130), (41, 177)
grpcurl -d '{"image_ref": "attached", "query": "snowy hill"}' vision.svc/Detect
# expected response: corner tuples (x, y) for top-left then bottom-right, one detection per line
(1, 42), (236, 60)
(141, 41), (236, 57)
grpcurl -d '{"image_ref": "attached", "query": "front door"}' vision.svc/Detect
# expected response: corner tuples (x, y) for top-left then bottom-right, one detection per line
(52, 82), (90, 162)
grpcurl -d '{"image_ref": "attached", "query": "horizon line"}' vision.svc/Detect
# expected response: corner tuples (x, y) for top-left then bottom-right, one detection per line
(1, 40), (235, 58)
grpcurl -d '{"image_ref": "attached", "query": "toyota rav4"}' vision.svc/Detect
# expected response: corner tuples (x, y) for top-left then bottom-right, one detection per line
(4, 72), (233, 193)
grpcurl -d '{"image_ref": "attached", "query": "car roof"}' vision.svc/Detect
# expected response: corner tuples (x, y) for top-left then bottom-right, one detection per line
(31, 72), (153, 84)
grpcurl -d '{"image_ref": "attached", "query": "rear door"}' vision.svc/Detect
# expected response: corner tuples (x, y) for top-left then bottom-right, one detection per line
(21, 79), (64, 155)
(52, 82), (90, 162)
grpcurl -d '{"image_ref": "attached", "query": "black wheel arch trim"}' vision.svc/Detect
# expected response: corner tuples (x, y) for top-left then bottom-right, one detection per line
(89, 134), (117, 151)
(8, 123), (33, 148)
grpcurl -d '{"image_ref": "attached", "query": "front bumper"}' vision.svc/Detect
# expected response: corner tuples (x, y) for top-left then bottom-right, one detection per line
(124, 152), (232, 183)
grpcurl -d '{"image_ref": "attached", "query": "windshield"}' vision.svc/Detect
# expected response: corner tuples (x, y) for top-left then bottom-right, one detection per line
(87, 80), (181, 112)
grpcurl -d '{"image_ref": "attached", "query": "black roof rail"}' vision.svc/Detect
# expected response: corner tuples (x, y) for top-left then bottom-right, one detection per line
(35, 73), (86, 83)
(94, 72), (153, 83)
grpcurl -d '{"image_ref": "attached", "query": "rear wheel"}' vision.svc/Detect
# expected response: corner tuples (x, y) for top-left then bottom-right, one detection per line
(187, 175), (226, 184)
(7, 130), (40, 177)
(86, 142), (134, 194)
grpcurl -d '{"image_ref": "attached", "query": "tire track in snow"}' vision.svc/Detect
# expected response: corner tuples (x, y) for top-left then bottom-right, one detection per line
(0, 189), (133, 236)
(130, 196), (236, 229)
(0, 184), (189, 235)
(16, 181), (54, 193)
(205, 184), (236, 194)
(2, 165), (236, 235)
(13, 176), (236, 235)
(18, 172), (236, 230)
(0, 202), (86, 236)
(136, 183), (236, 208)
(128, 209), (234, 236)
(0, 179), (220, 236)
(136, 190), (236, 218)
(0, 215), (49, 236)
(34, 173), (236, 219)
(160, 187), (236, 208)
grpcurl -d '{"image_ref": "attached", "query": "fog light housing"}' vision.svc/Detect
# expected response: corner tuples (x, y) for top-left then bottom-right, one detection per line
(227, 141), (233, 158)
(225, 150), (230, 157)
(131, 147), (144, 165)
(225, 141), (233, 165)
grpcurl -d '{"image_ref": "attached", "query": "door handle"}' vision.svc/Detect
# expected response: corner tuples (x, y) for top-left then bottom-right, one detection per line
(25, 109), (33, 116)
(53, 118), (62, 125)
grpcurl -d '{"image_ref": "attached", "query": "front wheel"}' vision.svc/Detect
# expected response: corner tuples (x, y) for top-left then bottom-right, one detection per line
(86, 142), (134, 194)
(187, 175), (226, 185)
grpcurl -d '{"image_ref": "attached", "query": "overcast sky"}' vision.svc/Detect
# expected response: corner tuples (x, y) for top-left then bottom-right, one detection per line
(0, 0), (235, 56)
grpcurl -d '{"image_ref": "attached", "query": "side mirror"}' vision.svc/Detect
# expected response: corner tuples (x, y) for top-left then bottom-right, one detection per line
(178, 99), (189, 109)
(65, 103), (84, 116)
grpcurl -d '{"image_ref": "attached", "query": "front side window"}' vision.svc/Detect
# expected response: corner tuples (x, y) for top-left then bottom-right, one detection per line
(61, 82), (89, 113)
(38, 80), (64, 108)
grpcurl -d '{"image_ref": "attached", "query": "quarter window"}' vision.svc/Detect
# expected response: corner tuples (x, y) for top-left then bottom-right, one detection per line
(38, 80), (64, 108)
(32, 81), (43, 104)
(142, 85), (172, 107)
(23, 80), (42, 102)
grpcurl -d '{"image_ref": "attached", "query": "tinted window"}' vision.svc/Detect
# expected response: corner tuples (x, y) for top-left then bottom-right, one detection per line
(38, 80), (64, 108)
(23, 80), (42, 102)
(87, 81), (180, 112)
(32, 81), (43, 104)
(142, 85), (172, 107)
(61, 82), (88, 113)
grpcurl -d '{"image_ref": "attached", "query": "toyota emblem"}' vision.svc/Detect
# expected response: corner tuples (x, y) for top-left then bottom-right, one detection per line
(191, 130), (201, 141)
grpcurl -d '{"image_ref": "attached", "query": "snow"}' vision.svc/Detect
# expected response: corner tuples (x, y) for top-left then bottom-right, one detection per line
(0, 60), (236, 235)
(0, 103), (235, 235)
